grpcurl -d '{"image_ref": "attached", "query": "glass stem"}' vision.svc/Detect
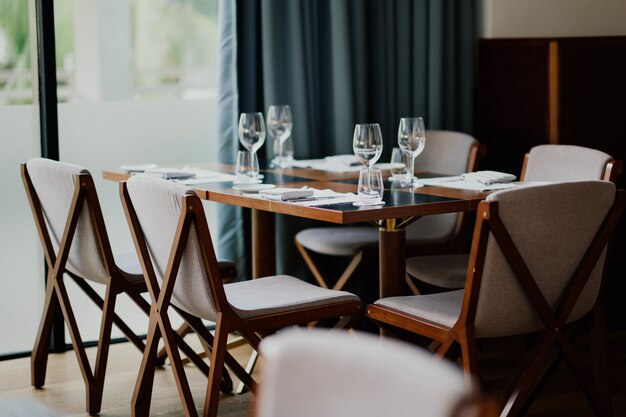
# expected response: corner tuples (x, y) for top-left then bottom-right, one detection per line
(408, 156), (416, 183)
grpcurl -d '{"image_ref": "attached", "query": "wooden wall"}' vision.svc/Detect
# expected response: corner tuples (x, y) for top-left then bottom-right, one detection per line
(477, 36), (626, 326)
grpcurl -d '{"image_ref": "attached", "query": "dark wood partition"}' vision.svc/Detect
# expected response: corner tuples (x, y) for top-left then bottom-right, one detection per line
(477, 36), (626, 327)
(478, 36), (626, 173)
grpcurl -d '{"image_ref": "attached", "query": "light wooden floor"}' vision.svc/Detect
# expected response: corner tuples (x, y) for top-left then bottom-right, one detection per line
(1, 331), (625, 416)
(0, 336), (257, 417)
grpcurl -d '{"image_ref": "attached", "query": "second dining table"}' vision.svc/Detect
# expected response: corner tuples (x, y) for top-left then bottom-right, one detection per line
(103, 162), (489, 299)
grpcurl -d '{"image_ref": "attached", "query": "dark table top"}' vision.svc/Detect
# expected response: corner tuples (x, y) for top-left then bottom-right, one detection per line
(103, 162), (489, 224)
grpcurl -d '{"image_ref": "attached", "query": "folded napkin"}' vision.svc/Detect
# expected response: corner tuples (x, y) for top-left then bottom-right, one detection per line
(461, 170), (516, 185)
(291, 189), (360, 206)
(144, 167), (195, 180)
(291, 155), (362, 173)
(324, 154), (360, 166)
(420, 176), (550, 192)
(248, 187), (359, 205)
(175, 167), (237, 184)
(141, 166), (236, 184)
(291, 155), (397, 173)
(259, 188), (314, 201)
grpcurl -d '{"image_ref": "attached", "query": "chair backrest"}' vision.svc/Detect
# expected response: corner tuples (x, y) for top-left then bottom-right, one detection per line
(256, 329), (472, 417)
(465, 181), (619, 338)
(521, 144), (616, 182)
(123, 174), (223, 320)
(23, 158), (111, 284)
(407, 130), (480, 243)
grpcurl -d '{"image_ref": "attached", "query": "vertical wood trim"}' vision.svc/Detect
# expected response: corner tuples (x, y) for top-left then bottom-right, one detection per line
(251, 209), (275, 278)
(548, 41), (560, 144)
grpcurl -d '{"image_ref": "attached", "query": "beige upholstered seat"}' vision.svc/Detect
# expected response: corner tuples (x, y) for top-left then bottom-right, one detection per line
(122, 175), (361, 417)
(257, 329), (478, 417)
(295, 130), (480, 291)
(407, 144), (620, 291)
(368, 181), (624, 416)
(22, 158), (154, 415)
(23, 158), (236, 415)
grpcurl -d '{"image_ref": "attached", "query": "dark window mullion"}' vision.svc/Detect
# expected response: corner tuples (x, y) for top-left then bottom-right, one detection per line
(35, 0), (64, 353)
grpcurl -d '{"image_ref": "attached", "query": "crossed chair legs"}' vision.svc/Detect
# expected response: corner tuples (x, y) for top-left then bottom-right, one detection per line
(31, 270), (148, 415)
(31, 271), (233, 415)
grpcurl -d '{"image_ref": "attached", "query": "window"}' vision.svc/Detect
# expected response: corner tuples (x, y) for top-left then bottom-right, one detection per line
(57, 0), (221, 342)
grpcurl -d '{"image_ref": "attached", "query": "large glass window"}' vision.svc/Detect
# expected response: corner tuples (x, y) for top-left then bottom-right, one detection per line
(56, 0), (221, 342)
(0, 0), (44, 355)
(0, 0), (222, 355)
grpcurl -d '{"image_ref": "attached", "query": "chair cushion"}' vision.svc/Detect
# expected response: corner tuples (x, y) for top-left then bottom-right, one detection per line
(257, 329), (469, 417)
(222, 275), (360, 320)
(472, 181), (614, 338)
(113, 251), (145, 284)
(295, 227), (378, 256)
(374, 290), (464, 330)
(523, 145), (611, 182)
(27, 158), (109, 284)
(127, 175), (360, 323)
(406, 254), (469, 289)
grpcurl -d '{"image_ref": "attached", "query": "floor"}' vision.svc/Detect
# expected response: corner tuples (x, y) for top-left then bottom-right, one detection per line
(0, 330), (625, 417)
(0, 336), (257, 417)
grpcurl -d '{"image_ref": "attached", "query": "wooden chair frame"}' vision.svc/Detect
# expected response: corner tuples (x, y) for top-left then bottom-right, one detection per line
(21, 164), (225, 415)
(120, 182), (361, 417)
(296, 142), (484, 293)
(368, 189), (625, 417)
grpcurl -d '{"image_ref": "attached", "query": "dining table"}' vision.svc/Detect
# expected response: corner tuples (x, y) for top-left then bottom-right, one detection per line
(103, 162), (490, 299)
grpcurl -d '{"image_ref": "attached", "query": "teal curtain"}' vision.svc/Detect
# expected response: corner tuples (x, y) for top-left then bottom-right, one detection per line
(259, 0), (476, 160)
(217, 0), (250, 278)
(217, 0), (477, 279)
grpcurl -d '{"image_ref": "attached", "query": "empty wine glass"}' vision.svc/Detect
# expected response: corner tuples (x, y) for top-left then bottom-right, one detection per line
(397, 117), (426, 187)
(235, 150), (260, 183)
(353, 123), (383, 181)
(274, 133), (294, 162)
(238, 112), (266, 156)
(267, 105), (293, 167)
(355, 167), (384, 206)
(389, 147), (409, 181)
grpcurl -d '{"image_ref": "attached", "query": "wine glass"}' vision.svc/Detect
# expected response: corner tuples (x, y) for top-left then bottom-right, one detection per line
(238, 112), (266, 156)
(355, 167), (384, 206)
(353, 123), (383, 197)
(389, 147), (409, 181)
(267, 105), (293, 167)
(235, 150), (260, 183)
(397, 117), (426, 186)
(353, 122), (383, 184)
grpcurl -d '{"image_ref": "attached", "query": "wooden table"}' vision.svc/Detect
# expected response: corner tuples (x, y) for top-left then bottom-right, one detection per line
(104, 163), (488, 298)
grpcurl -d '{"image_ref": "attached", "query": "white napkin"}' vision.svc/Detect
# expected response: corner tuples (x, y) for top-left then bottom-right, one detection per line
(461, 170), (516, 185)
(246, 187), (359, 205)
(144, 167), (195, 180)
(291, 155), (398, 173)
(175, 167), (237, 184)
(291, 156), (361, 173)
(292, 189), (360, 206)
(259, 188), (314, 201)
(324, 154), (360, 165)
(141, 166), (236, 184)
(420, 176), (550, 191)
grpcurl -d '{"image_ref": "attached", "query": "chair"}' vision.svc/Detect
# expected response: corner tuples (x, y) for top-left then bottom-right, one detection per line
(120, 174), (361, 417)
(21, 158), (233, 415)
(367, 181), (624, 416)
(406, 144), (622, 291)
(256, 329), (494, 417)
(295, 130), (481, 292)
